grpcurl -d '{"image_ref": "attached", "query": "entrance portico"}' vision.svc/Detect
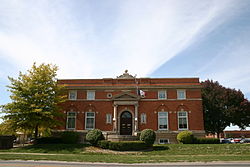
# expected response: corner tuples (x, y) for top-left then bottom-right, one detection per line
(112, 92), (139, 135)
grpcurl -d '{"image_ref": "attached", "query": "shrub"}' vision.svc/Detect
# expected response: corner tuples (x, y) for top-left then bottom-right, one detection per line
(194, 138), (220, 144)
(98, 140), (110, 149)
(61, 131), (80, 144)
(108, 141), (148, 151)
(35, 137), (62, 144)
(177, 131), (194, 144)
(86, 129), (104, 146)
(140, 129), (156, 146)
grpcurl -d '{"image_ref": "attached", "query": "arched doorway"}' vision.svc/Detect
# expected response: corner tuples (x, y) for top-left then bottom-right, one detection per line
(120, 111), (132, 135)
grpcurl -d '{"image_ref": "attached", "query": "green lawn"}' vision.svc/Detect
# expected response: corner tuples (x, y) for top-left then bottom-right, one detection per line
(0, 144), (249, 163)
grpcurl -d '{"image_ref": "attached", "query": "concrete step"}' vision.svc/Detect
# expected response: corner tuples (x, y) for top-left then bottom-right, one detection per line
(107, 135), (139, 142)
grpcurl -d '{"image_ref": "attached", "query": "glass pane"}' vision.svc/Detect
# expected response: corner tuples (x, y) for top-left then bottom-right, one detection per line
(159, 112), (167, 117)
(87, 112), (94, 117)
(106, 114), (111, 123)
(68, 118), (75, 129)
(87, 91), (95, 100)
(159, 118), (167, 129)
(68, 112), (76, 116)
(178, 90), (185, 99)
(86, 118), (94, 129)
(141, 114), (146, 123)
(178, 112), (187, 116)
(121, 111), (131, 118)
(158, 91), (166, 99)
(69, 91), (76, 99)
(179, 118), (187, 129)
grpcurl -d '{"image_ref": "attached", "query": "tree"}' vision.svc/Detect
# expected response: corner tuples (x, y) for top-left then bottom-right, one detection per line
(1, 63), (66, 139)
(201, 80), (249, 137)
(231, 99), (250, 129)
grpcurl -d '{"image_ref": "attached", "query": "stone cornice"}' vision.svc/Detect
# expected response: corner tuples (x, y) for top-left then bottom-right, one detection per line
(63, 85), (202, 90)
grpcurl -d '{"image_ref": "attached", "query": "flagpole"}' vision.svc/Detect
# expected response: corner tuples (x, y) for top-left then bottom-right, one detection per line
(134, 74), (139, 96)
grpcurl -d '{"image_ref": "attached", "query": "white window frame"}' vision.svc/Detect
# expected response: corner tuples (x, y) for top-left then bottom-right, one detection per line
(177, 89), (186, 100)
(87, 90), (95, 100)
(178, 111), (188, 130)
(68, 90), (77, 100)
(106, 114), (112, 124)
(140, 113), (147, 124)
(158, 112), (168, 130)
(158, 90), (167, 100)
(85, 112), (95, 130)
(159, 139), (169, 144)
(66, 112), (76, 130)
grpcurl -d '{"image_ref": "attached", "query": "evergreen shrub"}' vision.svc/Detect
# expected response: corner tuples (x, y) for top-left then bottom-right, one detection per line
(86, 129), (104, 146)
(177, 131), (194, 144)
(139, 129), (156, 146)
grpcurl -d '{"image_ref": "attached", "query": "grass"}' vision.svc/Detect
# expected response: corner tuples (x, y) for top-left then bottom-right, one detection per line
(0, 144), (250, 163)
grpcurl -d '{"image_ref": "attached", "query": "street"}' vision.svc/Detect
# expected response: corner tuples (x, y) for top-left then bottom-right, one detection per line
(0, 160), (249, 167)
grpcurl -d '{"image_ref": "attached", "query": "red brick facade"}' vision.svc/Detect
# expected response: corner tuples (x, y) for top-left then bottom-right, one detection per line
(57, 71), (205, 143)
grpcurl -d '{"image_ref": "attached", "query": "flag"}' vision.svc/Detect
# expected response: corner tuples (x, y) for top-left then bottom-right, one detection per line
(139, 90), (145, 97)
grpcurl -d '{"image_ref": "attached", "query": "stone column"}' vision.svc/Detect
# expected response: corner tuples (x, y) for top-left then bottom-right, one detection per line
(113, 104), (118, 132)
(134, 104), (138, 132)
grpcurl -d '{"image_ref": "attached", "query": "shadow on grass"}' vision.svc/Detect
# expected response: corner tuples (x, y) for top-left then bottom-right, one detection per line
(13, 144), (89, 154)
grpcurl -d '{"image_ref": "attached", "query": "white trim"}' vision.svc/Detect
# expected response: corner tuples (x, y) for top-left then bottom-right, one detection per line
(159, 138), (169, 144)
(158, 112), (168, 130)
(85, 112), (95, 130)
(87, 90), (95, 100)
(68, 90), (77, 100)
(158, 90), (167, 100)
(178, 111), (188, 130)
(177, 89), (186, 100)
(66, 112), (76, 130)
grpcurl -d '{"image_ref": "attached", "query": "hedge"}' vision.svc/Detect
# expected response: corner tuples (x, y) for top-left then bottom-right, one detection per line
(35, 131), (80, 144)
(0, 136), (14, 149)
(108, 141), (148, 151)
(61, 131), (80, 144)
(194, 138), (220, 144)
(98, 140), (110, 149)
(35, 137), (63, 144)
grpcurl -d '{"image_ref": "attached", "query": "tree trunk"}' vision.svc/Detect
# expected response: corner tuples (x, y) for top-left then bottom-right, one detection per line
(216, 132), (220, 138)
(34, 124), (39, 139)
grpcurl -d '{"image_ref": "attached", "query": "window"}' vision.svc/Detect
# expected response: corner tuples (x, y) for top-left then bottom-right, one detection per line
(158, 112), (168, 130)
(159, 139), (169, 144)
(158, 90), (167, 99)
(66, 112), (76, 129)
(178, 111), (188, 130)
(107, 93), (112, 98)
(87, 91), (95, 100)
(177, 90), (186, 99)
(85, 112), (95, 130)
(141, 113), (147, 124)
(106, 114), (112, 124)
(69, 90), (77, 100)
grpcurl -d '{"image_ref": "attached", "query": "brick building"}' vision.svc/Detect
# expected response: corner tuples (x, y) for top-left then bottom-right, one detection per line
(57, 70), (205, 144)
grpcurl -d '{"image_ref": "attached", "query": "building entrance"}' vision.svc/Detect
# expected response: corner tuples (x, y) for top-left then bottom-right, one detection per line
(120, 111), (132, 135)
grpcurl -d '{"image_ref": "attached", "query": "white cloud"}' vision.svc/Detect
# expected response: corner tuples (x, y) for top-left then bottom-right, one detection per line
(0, 0), (242, 79)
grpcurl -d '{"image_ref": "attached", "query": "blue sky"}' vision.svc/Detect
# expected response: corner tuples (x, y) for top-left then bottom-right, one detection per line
(1, 0), (250, 108)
